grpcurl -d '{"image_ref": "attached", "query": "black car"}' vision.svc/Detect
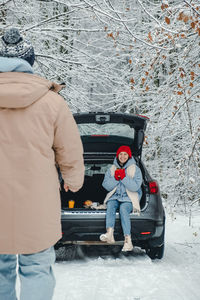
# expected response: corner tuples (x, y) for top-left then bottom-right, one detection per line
(56, 112), (165, 260)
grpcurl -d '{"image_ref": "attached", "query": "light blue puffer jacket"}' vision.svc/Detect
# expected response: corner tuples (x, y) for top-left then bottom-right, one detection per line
(102, 157), (143, 204)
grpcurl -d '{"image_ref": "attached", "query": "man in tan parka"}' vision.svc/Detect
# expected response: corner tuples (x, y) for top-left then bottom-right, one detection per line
(0, 28), (84, 300)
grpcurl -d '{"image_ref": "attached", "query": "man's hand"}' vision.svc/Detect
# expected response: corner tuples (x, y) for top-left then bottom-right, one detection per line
(64, 184), (69, 192)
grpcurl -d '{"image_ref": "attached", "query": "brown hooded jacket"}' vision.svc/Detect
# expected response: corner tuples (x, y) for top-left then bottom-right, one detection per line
(0, 72), (84, 254)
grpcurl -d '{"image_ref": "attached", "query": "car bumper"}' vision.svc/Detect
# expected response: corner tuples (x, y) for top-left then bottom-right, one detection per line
(58, 209), (165, 247)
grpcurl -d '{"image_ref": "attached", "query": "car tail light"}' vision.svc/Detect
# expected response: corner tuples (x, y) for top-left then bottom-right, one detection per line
(149, 181), (159, 194)
(141, 232), (151, 235)
(136, 114), (150, 120)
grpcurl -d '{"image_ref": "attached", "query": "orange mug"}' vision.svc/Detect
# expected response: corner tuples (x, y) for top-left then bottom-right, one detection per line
(68, 200), (75, 208)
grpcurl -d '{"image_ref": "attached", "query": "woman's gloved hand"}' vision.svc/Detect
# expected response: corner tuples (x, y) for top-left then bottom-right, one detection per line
(118, 169), (126, 180)
(114, 169), (121, 181)
(114, 168), (126, 180)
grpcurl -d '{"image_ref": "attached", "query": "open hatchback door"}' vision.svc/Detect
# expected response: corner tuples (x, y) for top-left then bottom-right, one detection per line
(74, 112), (149, 158)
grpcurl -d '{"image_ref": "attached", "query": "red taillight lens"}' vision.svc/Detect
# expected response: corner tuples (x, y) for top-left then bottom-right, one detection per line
(141, 232), (151, 235)
(149, 181), (158, 194)
(136, 114), (150, 120)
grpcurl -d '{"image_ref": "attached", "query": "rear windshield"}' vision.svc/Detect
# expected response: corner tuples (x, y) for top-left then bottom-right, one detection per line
(77, 123), (134, 139)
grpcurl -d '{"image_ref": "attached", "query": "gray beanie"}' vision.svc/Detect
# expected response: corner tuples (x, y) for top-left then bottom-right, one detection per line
(0, 28), (35, 66)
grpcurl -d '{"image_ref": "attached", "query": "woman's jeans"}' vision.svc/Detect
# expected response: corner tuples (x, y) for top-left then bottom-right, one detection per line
(106, 200), (133, 235)
(0, 246), (56, 300)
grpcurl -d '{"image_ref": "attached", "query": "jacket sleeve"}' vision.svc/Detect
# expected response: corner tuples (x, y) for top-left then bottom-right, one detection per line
(102, 168), (118, 191)
(53, 97), (85, 192)
(121, 165), (142, 192)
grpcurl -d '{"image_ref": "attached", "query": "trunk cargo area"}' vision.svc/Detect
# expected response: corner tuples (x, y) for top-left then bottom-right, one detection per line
(60, 173), (146, 210)
(60, 174), (107, 209)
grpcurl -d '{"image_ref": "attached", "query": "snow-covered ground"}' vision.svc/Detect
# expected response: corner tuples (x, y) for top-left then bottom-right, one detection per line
(51, 212), (200, 300)
(16, 212), (200, 300)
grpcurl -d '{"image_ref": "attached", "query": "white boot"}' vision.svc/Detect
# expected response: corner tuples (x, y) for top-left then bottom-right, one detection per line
(100, 227), (115, 244)
(122, 235), (133, 252)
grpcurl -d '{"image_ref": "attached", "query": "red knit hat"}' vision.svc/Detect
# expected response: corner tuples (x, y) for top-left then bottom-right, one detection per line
(116, 145), (132, 158)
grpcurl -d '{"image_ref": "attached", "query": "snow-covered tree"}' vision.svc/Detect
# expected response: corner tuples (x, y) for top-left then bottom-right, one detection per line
(0, 0), (199, 212)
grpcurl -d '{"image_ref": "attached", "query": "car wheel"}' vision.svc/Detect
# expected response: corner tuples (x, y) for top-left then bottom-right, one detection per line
(55, 245), (77, 261)
(146, 243), (164, 260)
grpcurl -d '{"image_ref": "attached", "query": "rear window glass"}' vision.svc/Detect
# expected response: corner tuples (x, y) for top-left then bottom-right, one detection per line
(77, 123), (134, 139)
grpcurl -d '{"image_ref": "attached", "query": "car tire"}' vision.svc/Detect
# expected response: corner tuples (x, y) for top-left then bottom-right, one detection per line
(55, 245), (77, 261)
(146, 243), (164, 260)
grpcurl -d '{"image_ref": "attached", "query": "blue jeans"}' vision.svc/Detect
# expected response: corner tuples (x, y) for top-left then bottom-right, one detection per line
(106, 200), (133, 235)
(0, 246), (56, 300)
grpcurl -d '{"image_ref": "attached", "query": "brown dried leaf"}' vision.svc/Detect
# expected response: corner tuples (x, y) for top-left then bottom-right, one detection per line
(161, 4), (169, 10)
(165, 17), (170, 25)
(148, 32), (153, 42)
(142, 78), (146, 84)
(178, 12), (184, 21)
(107, 32), (115, 40)
(183, 15), (189, 23)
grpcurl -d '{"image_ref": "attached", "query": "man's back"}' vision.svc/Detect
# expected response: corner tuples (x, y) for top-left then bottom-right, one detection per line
(0, 71), (84, 254)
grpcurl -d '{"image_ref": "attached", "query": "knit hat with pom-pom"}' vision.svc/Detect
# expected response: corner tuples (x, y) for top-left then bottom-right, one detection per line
(0, 28), (35, 66)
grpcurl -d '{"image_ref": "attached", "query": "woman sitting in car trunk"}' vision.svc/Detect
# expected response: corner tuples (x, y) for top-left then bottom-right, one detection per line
(100, 145), (143, 252)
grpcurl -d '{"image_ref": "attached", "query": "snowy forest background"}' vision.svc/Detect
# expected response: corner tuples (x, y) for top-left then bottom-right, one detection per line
(0, 0), (199, 214)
